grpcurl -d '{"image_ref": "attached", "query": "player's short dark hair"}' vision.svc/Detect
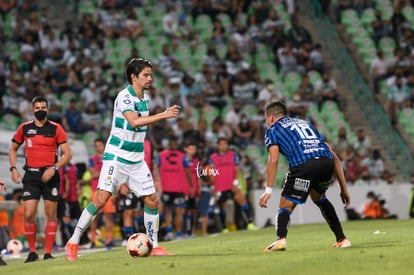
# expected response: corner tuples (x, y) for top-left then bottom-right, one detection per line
(264, 101), (287, 117)
(32, 96), (48, 108)
(126, 58), (152, 84)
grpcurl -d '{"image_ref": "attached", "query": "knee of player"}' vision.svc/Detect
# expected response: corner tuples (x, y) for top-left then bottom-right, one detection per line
(143, 193), (158, 208)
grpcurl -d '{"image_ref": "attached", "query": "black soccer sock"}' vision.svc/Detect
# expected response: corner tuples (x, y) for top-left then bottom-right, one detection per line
(240, 204), (253, 224)
(314, 196), (346, 242)
(219, 210), (226, 229)
(276, 208), (291, 238)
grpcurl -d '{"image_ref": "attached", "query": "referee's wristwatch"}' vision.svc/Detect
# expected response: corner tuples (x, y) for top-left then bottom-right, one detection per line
(9, 166), (17, 172)
(52, 165), (59, 171)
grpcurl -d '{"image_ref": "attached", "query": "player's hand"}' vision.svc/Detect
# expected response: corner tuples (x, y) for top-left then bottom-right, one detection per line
(41, 167), (56, 183)
(259, 193), (271, 208)
(164, 105), (181, 119)
(11, 170), (22, 184)
(340, 190), (351, 208)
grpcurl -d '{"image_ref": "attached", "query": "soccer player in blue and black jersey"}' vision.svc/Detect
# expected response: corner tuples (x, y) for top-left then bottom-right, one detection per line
(258, 101), (351, 252)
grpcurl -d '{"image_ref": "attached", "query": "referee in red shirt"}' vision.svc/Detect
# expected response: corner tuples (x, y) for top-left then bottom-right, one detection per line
(9, 96), (72, 263)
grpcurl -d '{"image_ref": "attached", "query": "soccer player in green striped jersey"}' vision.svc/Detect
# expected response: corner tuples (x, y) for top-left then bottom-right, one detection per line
(66, 58), (180, 260)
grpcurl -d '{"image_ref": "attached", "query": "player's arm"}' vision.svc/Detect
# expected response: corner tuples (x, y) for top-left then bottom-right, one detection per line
(326, 142), (350, 208)
(55, 142), (72, 169)
(9, 141), (22, 184)
(259, 145), (279, 208)
(123, 105), (180, 128)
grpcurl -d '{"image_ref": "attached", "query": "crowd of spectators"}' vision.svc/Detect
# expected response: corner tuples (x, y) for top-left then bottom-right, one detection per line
(0, 0), (395, 187)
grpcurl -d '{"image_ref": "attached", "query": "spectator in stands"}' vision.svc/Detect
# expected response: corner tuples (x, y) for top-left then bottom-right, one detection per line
(224, 46), (250, 78)
(310, 43), (324, 73)
(80, 81), (101, 112)
(179, 74), (202, 108)
(204, 115), (233, 151)
(334, 127), (355, 163)
(361, 149), (384, 184)
(258, 79), (285, 102)
(198, 65), (226, 110)
(212, 17), (227, 45)
(294, 74), (315, 103)
(390, 5), (407, 44)
(345, 154), (368, 185)
(231, 26), (253, 59)
(123, 9), (143, 39)
(286, 15), (313, 48)
(370, 9), (391, 47)
(163, 4), (178, 39)
(231, 112), (258, 149)
(2, 81), (22, 118)
(62, 98), (94, 134)
(225, 99), (243, 129)
(387, 74), (410, 124)
(50, 64), (70, 98)
(315, 71), (339, 111)
(262, 8), (285, 46)
(392, 48), (411, 77)
(6, 60), (23, 87)
(81, 102), (103, 133)
(353, 128), (372, 162)
(154, 44), (176, 80)
(246, 13), (262, 45)
(251, 0), (272, 24)
(232, 70), (259, 105)
(370, 48), (391, 94)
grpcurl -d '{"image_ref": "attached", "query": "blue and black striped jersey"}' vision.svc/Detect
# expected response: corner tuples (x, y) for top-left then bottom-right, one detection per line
(264, 117), (333, 167)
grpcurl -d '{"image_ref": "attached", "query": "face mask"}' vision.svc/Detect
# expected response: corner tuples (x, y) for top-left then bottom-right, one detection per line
(34, 110), (47, 121)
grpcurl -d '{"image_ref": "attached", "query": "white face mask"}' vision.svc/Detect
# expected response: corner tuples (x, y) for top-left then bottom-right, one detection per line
(366, 198), (374, 204)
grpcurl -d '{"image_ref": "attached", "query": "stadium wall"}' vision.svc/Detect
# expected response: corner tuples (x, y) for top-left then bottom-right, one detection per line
(252, 183), (413, 228)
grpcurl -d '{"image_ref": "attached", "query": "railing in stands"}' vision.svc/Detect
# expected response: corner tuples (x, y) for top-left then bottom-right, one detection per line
(306, 3), (413, 181)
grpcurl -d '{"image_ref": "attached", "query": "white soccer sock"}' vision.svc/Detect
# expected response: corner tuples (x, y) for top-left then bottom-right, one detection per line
(144, 207), (159, 248)
(69, 203), (97, 244)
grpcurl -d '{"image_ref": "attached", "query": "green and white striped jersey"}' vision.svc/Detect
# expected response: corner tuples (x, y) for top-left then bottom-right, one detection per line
(103, 85), (149, 164)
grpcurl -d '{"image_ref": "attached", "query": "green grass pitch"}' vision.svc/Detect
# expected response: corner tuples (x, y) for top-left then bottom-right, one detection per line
(2, 219), (413, 275)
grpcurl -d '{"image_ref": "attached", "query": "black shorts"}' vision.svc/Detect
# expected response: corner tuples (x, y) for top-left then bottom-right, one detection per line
(217, 190), (234, 204)
(281, 158), (334, 204)
(117, 192), (140, 211)
(57, 197), (81, 220)
(187, 197), (198, 210)
(22, 168), (60, 201)
(161, 192), (187, 208)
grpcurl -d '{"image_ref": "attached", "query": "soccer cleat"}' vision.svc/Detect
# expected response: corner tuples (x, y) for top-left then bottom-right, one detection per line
(150, 246), (172, 256)
(66, 242), (78, 261)
(43, 253), (54, 260)
(247, 222), (258, 230)
(24, 252), (39, 263)
(332, 238), (351, 248)
(0, 256), (7, 266)
(263, 238), (287, 252)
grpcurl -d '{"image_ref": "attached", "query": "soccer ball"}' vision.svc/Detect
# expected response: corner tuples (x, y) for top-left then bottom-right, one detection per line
(127, 233), (153, 257)
(7, 239), (23, 254)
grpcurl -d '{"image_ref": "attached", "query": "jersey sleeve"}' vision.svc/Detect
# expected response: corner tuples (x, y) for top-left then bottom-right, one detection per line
(12, 124), (24, 145)
(56, 124), (68, 145)
(264, 127), (278, 149)
(117, 92), (136, 114)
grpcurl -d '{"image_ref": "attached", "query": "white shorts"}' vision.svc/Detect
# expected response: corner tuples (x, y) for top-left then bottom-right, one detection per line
(97, 160), (156, 198)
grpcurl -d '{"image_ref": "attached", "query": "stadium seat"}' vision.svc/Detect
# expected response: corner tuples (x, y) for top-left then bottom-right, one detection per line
(360, 8), (375, 31)
(340, 9), (359, 28)
(379, 36), (396, 57)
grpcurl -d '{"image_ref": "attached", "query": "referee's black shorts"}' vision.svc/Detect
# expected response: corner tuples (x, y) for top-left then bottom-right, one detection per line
(22, 168), (60, 201)
(281, 157), (334, 204)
